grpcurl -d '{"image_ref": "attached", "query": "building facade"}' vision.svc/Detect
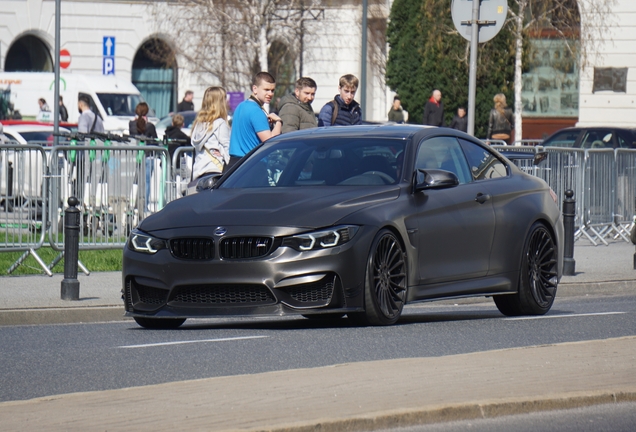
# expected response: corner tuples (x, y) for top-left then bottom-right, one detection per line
(0, 0), (390, 122)
(0, 0), (634, 132)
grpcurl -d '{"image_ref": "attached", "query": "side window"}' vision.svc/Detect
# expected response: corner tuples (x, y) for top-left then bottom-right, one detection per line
(581, 130), (612, 149)
(416, 136), (472, 184)
(458, 138), (508, 181)
(617, 131), (636, 148)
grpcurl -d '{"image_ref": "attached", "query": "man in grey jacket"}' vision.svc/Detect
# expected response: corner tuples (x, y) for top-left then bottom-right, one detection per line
(278, 77), (317, 133)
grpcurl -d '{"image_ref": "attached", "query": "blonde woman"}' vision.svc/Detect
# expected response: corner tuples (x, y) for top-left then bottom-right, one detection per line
(190, 86), (230, 181)
(487, 93), (514, 144)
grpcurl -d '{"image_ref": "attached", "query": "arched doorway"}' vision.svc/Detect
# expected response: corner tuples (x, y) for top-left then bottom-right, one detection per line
(132, 38), (177, 119)
(5, 34), (53, 72)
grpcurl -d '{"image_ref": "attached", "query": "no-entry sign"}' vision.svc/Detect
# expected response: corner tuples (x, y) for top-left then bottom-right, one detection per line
(60, 49), (71, 69)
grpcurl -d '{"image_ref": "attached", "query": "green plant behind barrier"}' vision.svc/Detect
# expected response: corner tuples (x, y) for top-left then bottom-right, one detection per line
(0, 246), (123, 275)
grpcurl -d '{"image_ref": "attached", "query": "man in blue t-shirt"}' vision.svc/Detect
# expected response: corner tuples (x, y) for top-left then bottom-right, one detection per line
(227, 72), (283, 171)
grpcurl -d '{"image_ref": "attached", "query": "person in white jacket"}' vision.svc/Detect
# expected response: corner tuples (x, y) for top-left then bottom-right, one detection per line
(190, 86), (230, 182)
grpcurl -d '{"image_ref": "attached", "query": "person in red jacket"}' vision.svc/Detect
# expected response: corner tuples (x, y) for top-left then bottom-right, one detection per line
(422, 89), (444, 126)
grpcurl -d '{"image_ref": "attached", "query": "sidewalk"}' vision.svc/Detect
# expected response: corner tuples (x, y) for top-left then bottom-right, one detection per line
(0, 241), (635, 431)
(1, 241), (635, 326)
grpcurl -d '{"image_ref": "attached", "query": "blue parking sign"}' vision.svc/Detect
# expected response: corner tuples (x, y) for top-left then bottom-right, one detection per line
(103, 36), (115, 57)
(103, 57), (115, 75)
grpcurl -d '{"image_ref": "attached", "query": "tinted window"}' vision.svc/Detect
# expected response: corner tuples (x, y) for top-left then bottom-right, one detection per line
(97, 93), (144, 117)
(415, 136), (472, 184)
(458, 138), (508, 180)
(581, 129), (613, 149)
(543, 130), (580, 148)
(18, 132), (55, 144)
(616, 130), (636, 148)
(221, 138), (405, 188)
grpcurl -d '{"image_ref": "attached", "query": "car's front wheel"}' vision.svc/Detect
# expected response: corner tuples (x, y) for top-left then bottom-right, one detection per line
(350, 229), (407, 326)
(494, 222), (558, 316)
(133, 317), (186, 329)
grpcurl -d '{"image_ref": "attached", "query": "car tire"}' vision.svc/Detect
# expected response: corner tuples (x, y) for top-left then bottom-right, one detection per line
(133, 317), (186, 329)
(494, 222), (558, 316)
(350, 229), (407, 326)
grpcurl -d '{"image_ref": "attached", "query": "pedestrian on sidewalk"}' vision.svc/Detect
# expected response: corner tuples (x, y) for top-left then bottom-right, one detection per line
(278, 77), (318, 133)
(422, 89), (444, 126)
(318, 74), (362, 127)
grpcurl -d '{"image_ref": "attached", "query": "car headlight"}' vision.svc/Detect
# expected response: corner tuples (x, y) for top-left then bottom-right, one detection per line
(282, 225), (359, 251)
(128, 229), (167, 254)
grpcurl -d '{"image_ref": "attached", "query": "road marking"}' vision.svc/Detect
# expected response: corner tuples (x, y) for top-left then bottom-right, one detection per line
(117, 335), (268, 349)
(503, 312), (626, 321)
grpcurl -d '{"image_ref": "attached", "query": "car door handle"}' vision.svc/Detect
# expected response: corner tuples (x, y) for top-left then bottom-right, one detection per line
(475, 193), (491, 204)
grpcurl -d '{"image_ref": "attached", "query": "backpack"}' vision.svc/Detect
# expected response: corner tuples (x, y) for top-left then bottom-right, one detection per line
(329, 100), (338, 125)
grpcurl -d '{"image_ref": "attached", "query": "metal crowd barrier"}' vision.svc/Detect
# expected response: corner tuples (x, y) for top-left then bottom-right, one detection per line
(0, 142), (50, 274)
(4, 138), (636, 275)
(47, 144), (170, 251)
(494, 145), (636, 246)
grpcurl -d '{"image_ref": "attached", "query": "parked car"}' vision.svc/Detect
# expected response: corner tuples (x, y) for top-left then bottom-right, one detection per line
(1, 123), (71, 145)
(154, 110), (197, 138)
(122, 124), (564, 329)
(541, 127), (636, 149)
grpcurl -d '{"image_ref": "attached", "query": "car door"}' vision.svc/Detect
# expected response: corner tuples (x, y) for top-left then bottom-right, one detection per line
(411, 136), (495, 285)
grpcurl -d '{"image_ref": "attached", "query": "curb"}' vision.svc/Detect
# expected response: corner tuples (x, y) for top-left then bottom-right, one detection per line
(0, 306), (128, 326)
(261, 391), (636, 432)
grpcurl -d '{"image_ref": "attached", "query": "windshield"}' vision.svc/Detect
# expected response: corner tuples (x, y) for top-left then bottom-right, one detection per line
(97, 93), (145, 117)
(543, 130), (580, 148)
(156, 112), (197, 129)
(220, 138), (405, 189)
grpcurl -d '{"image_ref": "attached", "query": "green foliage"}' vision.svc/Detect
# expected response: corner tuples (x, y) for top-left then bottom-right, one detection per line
(0, 245), (122, 276)
(387, 0), (516, 137)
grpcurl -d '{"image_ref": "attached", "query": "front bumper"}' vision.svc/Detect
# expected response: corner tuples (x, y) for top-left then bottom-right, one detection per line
(122, 226), (375, 319)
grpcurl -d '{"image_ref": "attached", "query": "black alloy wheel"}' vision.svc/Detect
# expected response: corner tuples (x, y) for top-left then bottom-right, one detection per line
(495, 222), (558, 316)
(350, 229), (407, 325)
(134, 317), (186, 329)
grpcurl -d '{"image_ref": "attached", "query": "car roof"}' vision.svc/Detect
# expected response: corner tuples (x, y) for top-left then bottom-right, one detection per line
(1, 120), (77, 128)
(2, 124), (66, 132)
(271, 124), (437, 142)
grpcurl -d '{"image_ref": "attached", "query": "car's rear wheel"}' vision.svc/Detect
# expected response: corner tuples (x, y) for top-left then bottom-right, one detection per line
(133, 317), (186, 329)
(350, 229), (407, 326)
(494, 222), (558, 316)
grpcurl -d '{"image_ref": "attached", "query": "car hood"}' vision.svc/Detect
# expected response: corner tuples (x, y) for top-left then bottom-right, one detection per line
(139, 186), (400, 232)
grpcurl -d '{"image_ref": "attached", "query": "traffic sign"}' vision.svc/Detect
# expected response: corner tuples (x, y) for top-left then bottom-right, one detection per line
(103, 57), (115, 75)
(451, 0), (507, 43)
(103, 36), (115, 56)
(59, 49), (71, 69)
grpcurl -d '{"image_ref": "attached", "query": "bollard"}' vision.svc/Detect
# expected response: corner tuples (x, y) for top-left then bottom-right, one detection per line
(61, 196), (81, 300)
(563, 189), (576, 276)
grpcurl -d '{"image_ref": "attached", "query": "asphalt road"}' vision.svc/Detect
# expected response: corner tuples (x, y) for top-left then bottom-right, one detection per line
(2, 294), (635, 403)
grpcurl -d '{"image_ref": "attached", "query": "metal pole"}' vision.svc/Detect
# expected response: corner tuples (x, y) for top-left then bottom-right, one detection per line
(563, 189), (576, 276)
(467, 0), (480, 136)
(360, 0), (368, 121)
(61, 196), (81, 300)
(53, 0), (61, 146)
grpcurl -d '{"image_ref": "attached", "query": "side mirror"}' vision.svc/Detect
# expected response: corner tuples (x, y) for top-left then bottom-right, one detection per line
(195, 173), (223, 193)
(413, 169), (459, 192)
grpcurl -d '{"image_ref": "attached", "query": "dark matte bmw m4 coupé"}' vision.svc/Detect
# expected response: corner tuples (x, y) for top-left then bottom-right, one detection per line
(122, 124), (563, 328)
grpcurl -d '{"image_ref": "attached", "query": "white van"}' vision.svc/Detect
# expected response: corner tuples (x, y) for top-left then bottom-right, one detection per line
(0, 72), (156, 133)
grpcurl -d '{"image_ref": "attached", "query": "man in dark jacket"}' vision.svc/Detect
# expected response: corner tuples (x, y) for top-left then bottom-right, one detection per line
(177, 90), (194, 112)
(450, 107), (467, 132)
(278, 77), (318, 133)
(318, 74), (362, 126)
(422, 89), (444, 126)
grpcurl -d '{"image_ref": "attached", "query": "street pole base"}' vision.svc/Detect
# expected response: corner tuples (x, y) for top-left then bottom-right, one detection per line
(563, 258), (576, 276)
(61, 279), (80, 300)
